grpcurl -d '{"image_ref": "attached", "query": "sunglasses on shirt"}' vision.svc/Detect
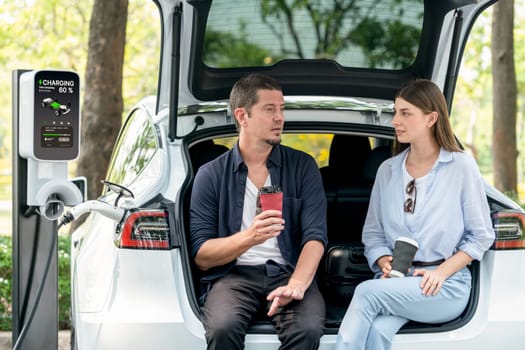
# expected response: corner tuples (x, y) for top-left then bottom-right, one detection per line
(404, 179), (416, 214)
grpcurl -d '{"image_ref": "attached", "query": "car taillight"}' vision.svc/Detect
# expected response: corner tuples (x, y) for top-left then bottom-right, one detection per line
(492, 211), (525, 250)
(117, 209), (170, 249)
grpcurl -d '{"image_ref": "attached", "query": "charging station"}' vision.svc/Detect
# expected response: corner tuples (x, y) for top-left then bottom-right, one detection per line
(12, 69), (83, 350)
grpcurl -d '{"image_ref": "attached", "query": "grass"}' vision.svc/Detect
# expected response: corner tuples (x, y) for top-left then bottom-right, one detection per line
(0, 235), (11, 330)
(0, 211), (11, 236)
(0, 234), (72, 331)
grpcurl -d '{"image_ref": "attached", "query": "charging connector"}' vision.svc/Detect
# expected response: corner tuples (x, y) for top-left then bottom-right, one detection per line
(59, 200), (126, 228)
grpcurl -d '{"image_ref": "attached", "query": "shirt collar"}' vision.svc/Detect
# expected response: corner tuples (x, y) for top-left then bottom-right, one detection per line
(232, 142), (283, 172)
(437, 147), (454, 164)
(390, 146), (454, 170)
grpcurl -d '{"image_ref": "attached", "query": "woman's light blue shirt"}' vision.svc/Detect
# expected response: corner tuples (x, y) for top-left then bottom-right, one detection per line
(363, 147), (495, 273)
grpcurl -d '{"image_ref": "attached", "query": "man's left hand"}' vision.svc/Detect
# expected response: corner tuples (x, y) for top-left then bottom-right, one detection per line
(266, 283), (305, 316)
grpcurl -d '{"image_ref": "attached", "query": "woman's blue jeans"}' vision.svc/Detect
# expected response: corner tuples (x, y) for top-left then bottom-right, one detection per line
(335, 266), (472, 350)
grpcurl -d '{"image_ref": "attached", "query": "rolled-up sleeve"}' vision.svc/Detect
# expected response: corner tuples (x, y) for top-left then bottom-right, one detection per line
(457, 158), (495, 260)
(298, 155), (328, 248)
(189, 163), (220, 258)
(363, 163), (392, 272)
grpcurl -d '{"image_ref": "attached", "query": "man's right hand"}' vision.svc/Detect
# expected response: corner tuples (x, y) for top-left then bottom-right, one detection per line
(194, 210), (285, 270)
(249, 210), (285, 245)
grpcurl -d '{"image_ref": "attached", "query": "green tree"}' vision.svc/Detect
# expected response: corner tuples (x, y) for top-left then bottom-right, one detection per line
(514, 1), (525, 190)
(260, 0), (421, 68)
(453, 1), (524, 200)
(0, 0), (160, 202)
(492, 0), (518, 196)
(76, 0), (129, 200)
(122, 0), (161, 109)
(75, 0), (160, 199)
(0, 0), (92, 177)
(451, 11), (493, 172)
(204, 26), (277, 67)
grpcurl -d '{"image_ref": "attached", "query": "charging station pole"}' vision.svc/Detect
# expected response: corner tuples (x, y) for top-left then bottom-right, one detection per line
(12, 69), (82, 349)
(12, 69), (59, 349)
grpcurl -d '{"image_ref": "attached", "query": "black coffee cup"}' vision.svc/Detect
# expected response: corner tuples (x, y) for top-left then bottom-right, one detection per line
(390, 237), (419, 278)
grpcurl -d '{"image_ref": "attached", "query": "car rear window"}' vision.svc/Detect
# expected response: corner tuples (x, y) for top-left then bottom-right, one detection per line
(214, 134), (333, 166)
(106, 108), (159, 189)
(204, 0), (424, 70)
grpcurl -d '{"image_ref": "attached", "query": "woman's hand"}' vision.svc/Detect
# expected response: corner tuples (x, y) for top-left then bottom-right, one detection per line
(413, 268), (447, 296)
(376, 255), (393, 278)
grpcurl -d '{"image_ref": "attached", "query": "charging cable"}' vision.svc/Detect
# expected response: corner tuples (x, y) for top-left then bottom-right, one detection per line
(13, 200), (126, 349)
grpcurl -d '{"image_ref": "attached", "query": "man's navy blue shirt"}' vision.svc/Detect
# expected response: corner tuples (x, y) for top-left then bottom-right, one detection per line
(190, 142), (328, 290)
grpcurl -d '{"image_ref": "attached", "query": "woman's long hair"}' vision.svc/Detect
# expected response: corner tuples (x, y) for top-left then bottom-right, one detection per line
(393, 79), (462, 155)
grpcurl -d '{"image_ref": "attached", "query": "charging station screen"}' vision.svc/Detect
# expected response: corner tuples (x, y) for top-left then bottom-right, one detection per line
(33, 70), (79, 160)
(41, 125), (74, 148)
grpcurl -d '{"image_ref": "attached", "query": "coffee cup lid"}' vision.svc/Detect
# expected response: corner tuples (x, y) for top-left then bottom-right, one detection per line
(389, 270), (405, 278)
(396, 236), (419, 248)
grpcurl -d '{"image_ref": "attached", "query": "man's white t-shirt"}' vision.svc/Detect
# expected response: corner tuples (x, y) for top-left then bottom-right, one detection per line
(236, 175), (286, 266)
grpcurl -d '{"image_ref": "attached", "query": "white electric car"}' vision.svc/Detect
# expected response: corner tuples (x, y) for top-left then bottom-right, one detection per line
(70, 0), (525, 349)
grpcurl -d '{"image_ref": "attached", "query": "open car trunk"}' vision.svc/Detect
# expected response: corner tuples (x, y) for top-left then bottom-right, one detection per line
(182, 132), (483, 335)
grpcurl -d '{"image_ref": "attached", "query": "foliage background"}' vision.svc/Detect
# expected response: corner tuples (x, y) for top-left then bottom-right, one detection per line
(0, 0), (160, 198)
(0, 1), (523, 200)
(0, 235), (71, 330)
(452, 2), (525, 195)
(0, 236), (12, 330)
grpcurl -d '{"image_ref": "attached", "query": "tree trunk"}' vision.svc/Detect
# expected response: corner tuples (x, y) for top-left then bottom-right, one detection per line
(491, 0), (517, 196)
(77, 0), (129, 199)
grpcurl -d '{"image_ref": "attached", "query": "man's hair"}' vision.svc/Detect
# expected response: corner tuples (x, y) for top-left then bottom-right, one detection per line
(393, 79), (462, 155)
(229, 73), (282, 112)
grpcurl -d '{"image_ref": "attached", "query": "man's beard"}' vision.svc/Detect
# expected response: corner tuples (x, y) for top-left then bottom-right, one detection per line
(266, 138), (281, 146)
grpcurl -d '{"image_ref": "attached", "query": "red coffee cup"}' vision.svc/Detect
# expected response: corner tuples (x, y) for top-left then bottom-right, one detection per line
(256, 185), (282, 216)
(259, 191), (283, 214)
